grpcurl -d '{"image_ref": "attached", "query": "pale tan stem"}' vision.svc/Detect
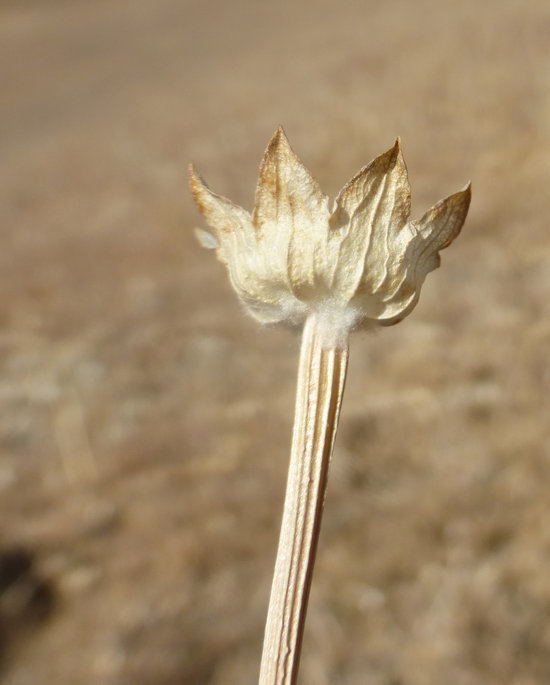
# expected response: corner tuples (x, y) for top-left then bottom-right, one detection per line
(259, 314), (349, 685)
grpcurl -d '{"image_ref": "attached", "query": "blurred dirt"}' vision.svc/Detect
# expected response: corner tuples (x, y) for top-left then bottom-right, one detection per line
(1, 0), (550, 683)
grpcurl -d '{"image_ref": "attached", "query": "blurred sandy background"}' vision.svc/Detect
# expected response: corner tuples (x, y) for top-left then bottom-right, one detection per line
(1, 0), (550, 683)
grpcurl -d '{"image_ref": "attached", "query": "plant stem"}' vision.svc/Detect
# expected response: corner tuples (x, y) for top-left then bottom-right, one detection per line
(259, 314), (349, 685)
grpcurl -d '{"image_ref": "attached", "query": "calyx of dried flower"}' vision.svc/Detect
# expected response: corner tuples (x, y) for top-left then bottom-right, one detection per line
(190, 127), (470, 334)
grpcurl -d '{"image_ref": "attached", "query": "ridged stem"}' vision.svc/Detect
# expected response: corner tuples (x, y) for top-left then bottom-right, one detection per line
(259, 314), (349, 685)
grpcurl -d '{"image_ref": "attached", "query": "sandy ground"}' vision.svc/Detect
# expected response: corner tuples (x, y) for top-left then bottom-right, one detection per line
(1, 0), (550, 683)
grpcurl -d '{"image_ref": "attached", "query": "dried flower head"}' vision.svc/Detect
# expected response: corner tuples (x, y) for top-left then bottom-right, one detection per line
(189, 128), (471, 684)
(190, 127), (470, 338)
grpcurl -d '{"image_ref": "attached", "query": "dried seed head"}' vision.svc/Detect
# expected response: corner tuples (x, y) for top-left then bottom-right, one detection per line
(190, 127), (470, 336)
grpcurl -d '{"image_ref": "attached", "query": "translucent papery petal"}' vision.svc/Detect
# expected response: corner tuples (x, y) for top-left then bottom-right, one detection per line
(348, 222), (418, 324)
(253, 127), (331, 301)
(189, 164), (304, 324)
(415, 184), (472, 267)
(189, 164), (256, 262)
(353, 184), (472, 326)
(330, 140), (411, 302)
(194, 227), (219, 249)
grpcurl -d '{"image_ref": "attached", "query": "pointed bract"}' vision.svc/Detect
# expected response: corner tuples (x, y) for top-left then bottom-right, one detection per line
(332, 139), (410, 227)
(417, 183), (471, 249)
(253, 127), (328, 231)
(253, 128), (331, 301)
(189, 129), (471, 331)
(329, 139), (412, 302)
(188, 164), (255, 264)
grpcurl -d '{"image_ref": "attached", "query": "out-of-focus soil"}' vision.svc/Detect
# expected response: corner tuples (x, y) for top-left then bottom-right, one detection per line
(1, 1), (550, 683)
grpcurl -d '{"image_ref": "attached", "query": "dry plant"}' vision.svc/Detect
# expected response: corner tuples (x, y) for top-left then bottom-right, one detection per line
(190, 127), (471, 684)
